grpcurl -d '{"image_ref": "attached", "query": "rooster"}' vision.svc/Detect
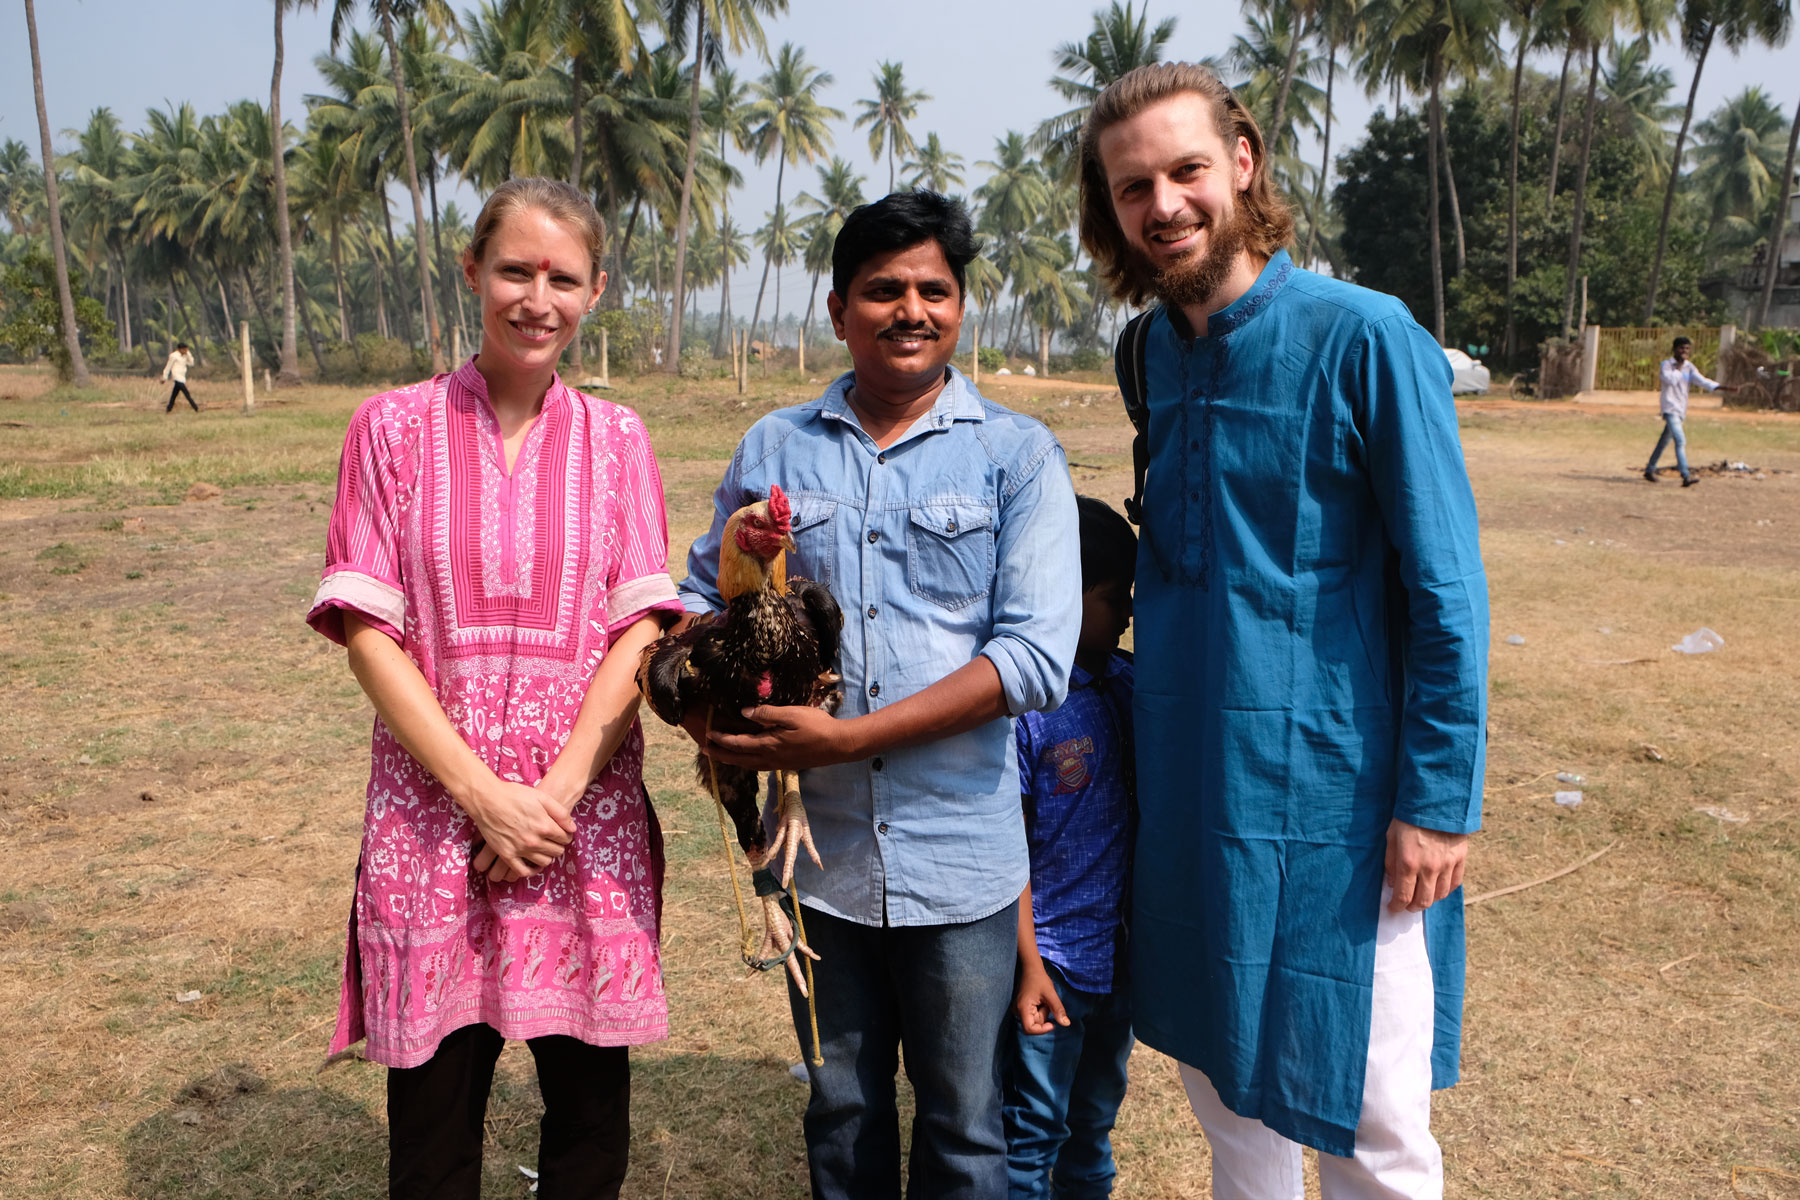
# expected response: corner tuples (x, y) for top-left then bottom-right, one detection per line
(638, 484), (843, 983)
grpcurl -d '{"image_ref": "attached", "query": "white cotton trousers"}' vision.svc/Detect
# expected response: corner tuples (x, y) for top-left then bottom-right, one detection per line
(1178, 889), (1443, 1200)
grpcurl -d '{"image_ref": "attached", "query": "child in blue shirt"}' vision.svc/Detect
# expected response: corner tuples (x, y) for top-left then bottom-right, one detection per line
(1002, 496), (1136, 1199)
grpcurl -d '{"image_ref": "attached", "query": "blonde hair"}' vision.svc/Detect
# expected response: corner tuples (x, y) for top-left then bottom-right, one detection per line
(1078, 62), (1295, 307)
(466, 177), (608, 282)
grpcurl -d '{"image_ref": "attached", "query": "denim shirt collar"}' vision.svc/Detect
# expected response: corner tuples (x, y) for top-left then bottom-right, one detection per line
(1167, 249), (1295, 343)
(817, 366), (986, 451)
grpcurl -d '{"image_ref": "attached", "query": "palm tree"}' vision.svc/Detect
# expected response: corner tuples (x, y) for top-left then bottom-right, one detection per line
(1032, 1), (1177, 172)
(754, 204), (801, 351)
(704, 65), (754, 352)
(1755, 89), (1799, 326)
(1643, 0), (1792, 321)
(855, 61), (930, 192)
(1255, 0), (1324, 153)
(1603, 36), (1681, 181)
(1689, 86), (1790, 247)
(62, 109), (138, 352)
(1554, 0), (1671, 338)
(437, 0), (572, 186)
(0, 139), (45, 235)
(1501, 0), (1548, 360)
(1360, 0), (1501, 343)
(794, 156), (866, 345)
(549, 0), (642, 190)
(272, 1), (322, 385)
(744, 43), (841, 351)
(21, 0), (91, 385)
(329, 0), (457, 373)
(1305, 0), (1367, 267)
(664, 0), (785, 373)
(903, 132), (965, 193)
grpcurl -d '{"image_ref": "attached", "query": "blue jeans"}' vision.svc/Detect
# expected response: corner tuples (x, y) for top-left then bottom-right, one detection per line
(1000, 962), (1134, 1199)
(1647, 414), (1691, 478)
(787, 900), (1019, 1200)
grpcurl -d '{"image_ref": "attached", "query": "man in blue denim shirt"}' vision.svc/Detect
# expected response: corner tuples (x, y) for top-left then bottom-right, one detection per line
(678, 191), (1081, 1199)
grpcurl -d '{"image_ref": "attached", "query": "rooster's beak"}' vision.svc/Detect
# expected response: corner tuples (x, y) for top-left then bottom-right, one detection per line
(781, 534), (797, 554)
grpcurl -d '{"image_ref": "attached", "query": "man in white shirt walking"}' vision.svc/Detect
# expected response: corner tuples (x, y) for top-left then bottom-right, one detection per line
(161, 343), (197, 413)
(1645, 336), (1732, 487)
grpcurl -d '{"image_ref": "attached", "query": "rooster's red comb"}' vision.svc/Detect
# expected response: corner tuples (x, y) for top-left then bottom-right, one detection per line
(766, 484), (791, 532)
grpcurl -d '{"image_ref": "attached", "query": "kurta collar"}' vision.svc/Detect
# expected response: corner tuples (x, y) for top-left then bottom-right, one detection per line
(817, 365), (986, 449)
(451, 355), (569, 416)
(1167, 249), (1296, 342)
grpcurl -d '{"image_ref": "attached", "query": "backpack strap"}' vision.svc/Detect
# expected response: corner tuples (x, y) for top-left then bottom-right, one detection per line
(1112, 307), (1160, 526)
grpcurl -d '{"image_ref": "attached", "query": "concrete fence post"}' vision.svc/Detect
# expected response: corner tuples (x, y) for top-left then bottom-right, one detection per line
(1579, 324), (1599, 394)
(241, 321), (254, 414)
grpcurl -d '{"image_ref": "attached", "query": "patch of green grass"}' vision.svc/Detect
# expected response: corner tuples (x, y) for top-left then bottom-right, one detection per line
(34, 542), (86, 574)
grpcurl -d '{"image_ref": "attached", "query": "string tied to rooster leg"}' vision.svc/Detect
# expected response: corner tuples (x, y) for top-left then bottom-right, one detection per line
(703, 707), (757, 962)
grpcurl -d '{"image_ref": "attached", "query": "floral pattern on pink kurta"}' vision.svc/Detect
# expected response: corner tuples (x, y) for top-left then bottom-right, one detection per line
(307, 360), (683, 1068)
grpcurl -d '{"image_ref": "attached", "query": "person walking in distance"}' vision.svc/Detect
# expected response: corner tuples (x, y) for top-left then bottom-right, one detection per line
(161, 342), (197, 412)
(1645, 335), (1732, 487)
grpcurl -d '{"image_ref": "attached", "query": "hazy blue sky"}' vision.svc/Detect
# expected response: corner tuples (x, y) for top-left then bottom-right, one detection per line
(4, 0), (1794, 322)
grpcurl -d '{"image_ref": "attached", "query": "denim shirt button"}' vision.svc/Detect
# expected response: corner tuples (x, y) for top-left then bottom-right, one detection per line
(868, 682), (881, 697)
(877, 453), (887, 464)
(946, 519), (956, 532)
(872, 757), (884, 772)
(867, 530), (878, 544)
(867, 605), (878, 619)
(877, 822), (889, 835)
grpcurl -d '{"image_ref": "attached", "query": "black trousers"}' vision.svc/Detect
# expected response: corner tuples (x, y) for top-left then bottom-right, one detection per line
(386, 1022), (630, 1200)
(165, 381), (197, 411)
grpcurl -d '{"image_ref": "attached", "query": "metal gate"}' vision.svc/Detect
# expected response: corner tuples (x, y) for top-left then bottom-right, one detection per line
(1593, 326), (1722, 390)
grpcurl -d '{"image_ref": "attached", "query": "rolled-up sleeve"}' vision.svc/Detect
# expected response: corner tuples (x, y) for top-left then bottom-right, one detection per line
(307, 397), (409, 647)
(1355, 315), (1490, 835)
(980, 438), (1081, 716)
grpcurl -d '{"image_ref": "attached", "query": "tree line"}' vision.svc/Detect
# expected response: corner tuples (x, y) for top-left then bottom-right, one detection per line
(4, 0), (1796, 388)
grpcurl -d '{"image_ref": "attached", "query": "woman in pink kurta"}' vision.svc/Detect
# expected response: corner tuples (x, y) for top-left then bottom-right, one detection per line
(307, 179), (680, 1200)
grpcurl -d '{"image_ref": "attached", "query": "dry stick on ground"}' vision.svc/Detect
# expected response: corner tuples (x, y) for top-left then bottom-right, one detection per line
(1732, 1165), (1800, 1197)
(1466, 841), (1619, 906)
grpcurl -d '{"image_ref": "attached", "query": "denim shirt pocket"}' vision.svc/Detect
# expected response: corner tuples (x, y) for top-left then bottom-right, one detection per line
(788, 495), (837, 588)
(906, 502), (995, 610)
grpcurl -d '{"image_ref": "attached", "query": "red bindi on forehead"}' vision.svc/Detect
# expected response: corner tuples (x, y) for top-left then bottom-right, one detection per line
(538, 258), (551, 271)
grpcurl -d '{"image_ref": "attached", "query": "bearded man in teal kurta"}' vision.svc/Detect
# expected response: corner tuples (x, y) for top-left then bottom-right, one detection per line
(1079, 65), (1489, 1199)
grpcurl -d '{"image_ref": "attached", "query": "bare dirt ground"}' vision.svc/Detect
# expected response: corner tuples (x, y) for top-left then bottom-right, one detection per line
(1, 365), (1797, 1198)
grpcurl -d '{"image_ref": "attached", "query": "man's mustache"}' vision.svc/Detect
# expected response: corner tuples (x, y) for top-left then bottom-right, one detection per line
(878, 324), (939, 340)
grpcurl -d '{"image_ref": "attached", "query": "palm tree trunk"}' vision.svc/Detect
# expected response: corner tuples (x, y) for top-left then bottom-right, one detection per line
(1644, 28), (1712, 322)
(378, 196), (418, 348)
(116, 253), (133, 352)
(1441, 116), (1466, 274)
(23, 0), (90, 386)
(1545, 41), (1574, 217)
(1561, 44), (1601, 340)
(1426, 69), (1447, 345)
(1039, 322), (1050, 378)
(666, 5), (707, 373)
(377, 2), (443, 372)
(1306, 43), (1337, 267)
(1269, 17), (1304, 158)
(368, 225), (390, 339)
(569, 53), (585, 187)
(271, 1), (301, 385)
(1754, 92), (1800, 329)
(214, 269), (237, 335)
(1504, 29), (1526, 363)
(748, 150), (787, 349)
(295, 272), (328, 375)
(331, 222), (350, 340)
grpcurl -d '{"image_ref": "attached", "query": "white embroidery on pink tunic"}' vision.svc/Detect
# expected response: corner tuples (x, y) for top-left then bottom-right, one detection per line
(308, 362), (681, 1068)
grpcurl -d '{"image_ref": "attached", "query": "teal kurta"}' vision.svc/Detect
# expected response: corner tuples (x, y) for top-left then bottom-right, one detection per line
(1128, 251), (1489, 1157)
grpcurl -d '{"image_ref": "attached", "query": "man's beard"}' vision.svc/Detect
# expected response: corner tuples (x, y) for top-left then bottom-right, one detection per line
(1135, 202), (1250, 309)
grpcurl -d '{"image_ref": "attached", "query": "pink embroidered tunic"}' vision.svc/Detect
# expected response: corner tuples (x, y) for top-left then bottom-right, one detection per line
(307, 361), (683, 1068)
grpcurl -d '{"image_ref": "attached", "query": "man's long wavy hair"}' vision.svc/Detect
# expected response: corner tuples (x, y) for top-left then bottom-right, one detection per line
(1078, 63), (1294, 307)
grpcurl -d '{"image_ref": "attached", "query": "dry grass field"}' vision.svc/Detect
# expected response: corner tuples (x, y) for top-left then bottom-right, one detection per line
(0, 362), (1796, 1198)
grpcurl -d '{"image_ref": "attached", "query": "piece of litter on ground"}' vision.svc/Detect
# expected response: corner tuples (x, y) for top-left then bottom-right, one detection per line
(1505, 634), (1526, 646)
(790, 1061), (810, 1082)
(1640, 743), (1665, 762)
(175, 990), (203, 1003)
(1553, 538), (1567, 545)
(1598, 626), (1613, 635)
(174, 1108), (202, 1126)
(517, 1166), (539, 1180)
(1671, 627), (1724, 655)
(1554, 790), (1583, 807)
(1694, 805), (1748, 824)
(77, 754), (94, 765)
(1556, 772), (1585, 785)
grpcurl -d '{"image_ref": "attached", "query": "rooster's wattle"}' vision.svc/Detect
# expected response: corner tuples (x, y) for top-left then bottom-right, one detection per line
(638, 484), (843, 981)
